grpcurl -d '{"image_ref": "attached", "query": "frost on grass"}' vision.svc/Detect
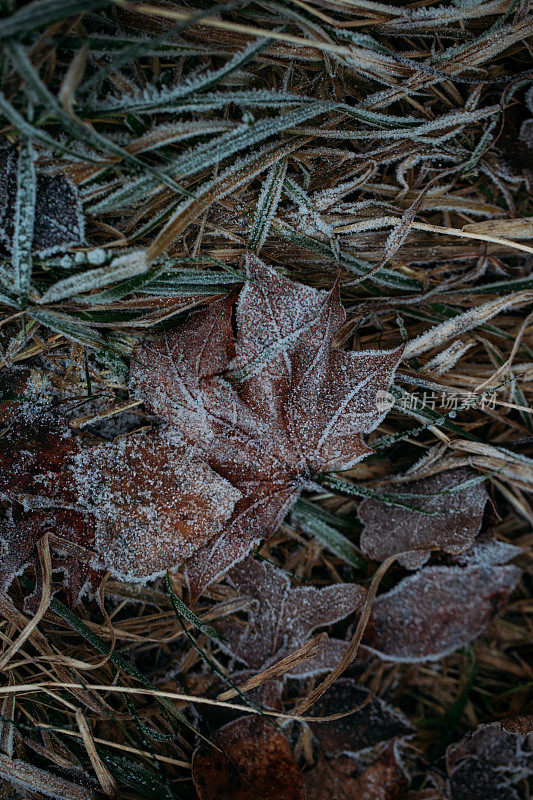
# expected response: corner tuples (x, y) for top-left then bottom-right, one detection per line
(446, 721), (532, 800)
(306, 678), (413, 756)
(192, 715), (305, 800)
(0, 144), (85, 257)
(218, 557), (364, 680)
(131, 254), (402, 600)
(363, 563), (521, 662)
(359, 468), (489, 569)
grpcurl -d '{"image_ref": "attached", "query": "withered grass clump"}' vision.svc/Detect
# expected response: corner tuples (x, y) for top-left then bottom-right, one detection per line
(0, 1), (532, 798)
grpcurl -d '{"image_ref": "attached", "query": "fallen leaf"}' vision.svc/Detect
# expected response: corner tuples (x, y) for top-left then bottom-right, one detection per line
(304, 741), (408, 800)
(450, 535), (522, 568)
(192, 715), (305, 800)
(304, 753), (363, 800)
(362, 563), (521, 662)
(218, 557), (365, 680)
(306, 678), (412, 756)
(71, 427), (241, 582)
(0, 145), (85, 256)
(0, 381), (239, 604)
(359, 468), (489, 569)
(131, 254), (402, 599)
(446, 721), (532, 800)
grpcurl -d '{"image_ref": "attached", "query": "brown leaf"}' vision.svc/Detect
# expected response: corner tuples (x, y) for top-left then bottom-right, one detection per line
(306, 679), (412, 756)
(71, 426), (240, 582)
(0, 384), (238, 602)
(304, 741), (408, 800)
(192, 715), (305, 800)
(131, 254), (402, 599)
(218, 557), (365, 678)
(363, 563), (521, 662)
(359, 468), (489, 569)
(446, 721), (532, 800)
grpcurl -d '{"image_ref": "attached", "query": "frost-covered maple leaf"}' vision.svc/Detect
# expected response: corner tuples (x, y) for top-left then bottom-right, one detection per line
(0, 369), (238, 607)
(131, 254), (402, 600)
(217, 557), (364, 681)
(0, 145), (85, 256)
(359, 468), (490, 569)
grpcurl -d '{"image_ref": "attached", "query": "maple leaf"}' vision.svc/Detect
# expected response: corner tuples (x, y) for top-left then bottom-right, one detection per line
(446, 720), (532, 800)
(359, 468), (490, 569)
(0, 371), (238, 607)
(131, 254), (402, 600)
(0, 145), (85, 256)
(362, 555), (521, 663)
(192, 715), (305, 800)
(217, 557), (364, 689)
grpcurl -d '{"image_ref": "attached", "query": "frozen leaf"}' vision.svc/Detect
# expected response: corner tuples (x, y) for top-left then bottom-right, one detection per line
(359, 468), (490, 569)
(71, 427), (241, 582)
(451, 535), (522, 568)
(192, 715), (305, 800)
(131, 254), (402, 599)
(218, 557), (364, 678)
(305, 742), (408, 800)
(363, 564), (521, 662)
(0, 144), (85, 257)
(446, 721), (532, 800)
(306, 679), (412, 756)
(0, 381), (239, 604)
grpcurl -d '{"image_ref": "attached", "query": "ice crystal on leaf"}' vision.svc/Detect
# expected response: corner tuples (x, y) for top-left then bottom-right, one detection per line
(306, 678), (413, 756)
(0, 371), (238, 608)
(363, 562), (521, 662)
(218, 557), (364, 678)
(446, 720), (532, 800)
(303, 679), (412, 800)
(304, 742), (408, 800)
(0, 258), (399, 604)
(131, 254), (402, 600)
(359, 468), (490, 569)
